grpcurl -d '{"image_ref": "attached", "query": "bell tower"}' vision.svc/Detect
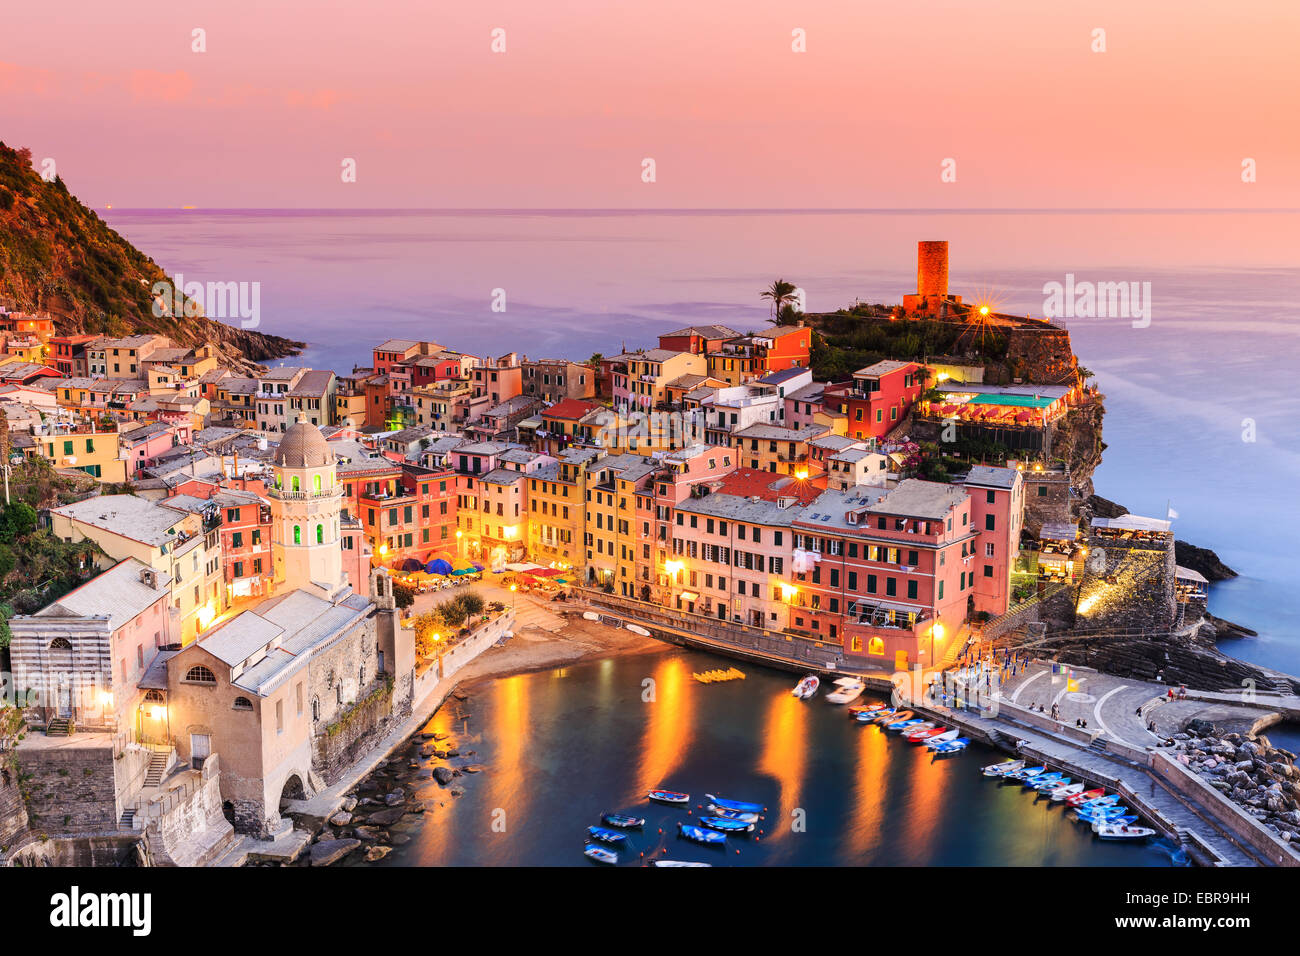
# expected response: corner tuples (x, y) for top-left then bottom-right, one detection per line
(270, 417), (345, 599)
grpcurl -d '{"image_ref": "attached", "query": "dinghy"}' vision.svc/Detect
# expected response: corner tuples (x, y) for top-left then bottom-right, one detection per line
(1050, 783), (1085, 801)
(923, 729), (960, 746)
(648, 789), (690, 804)
(887, 718), (926, 732)
(1023, 771), (1065, 788)
(626, 625), (651, 637)
(1096, 823), (1155, 840)
(584, 843), (618, 864)
(587, 825), (628, 845)
(879, 710), (915, 726)
(601, 812), (646, 829)
(849, 703), (886, 717)
(651, 860), (712, 867)
(708, 806), (759, 823)
(1007, 765), (1046, 780)
(1033, 776), (1071, 792)
(1076, 805), (1130, 822)
(705, 794), (765, 814)
(904, 725), (943, 741)
(826, 677), (866, 704)
(1078, 794), (1119, 809)
(1091, 814), (1138, 832)
(1066, 788), (1105, 806)
(678, 822), (727, 845)
(928, 737), (970, 753)
(856, 707), (894, 722)
(982, 759), (1025, 777)
(792, 675), (820, 699)
(699, 815), (755, 834)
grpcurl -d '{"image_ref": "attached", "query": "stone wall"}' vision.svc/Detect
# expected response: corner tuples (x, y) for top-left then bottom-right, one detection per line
(17, 742), (118, 834)
(312, 679), (402, 785)
(1075, 540), (1175, 631)
(140, 753), (235, 867)
(1021, 472), (1074, 533)
(1004, 326), (1078, 385)
(0, 762), (29, 852)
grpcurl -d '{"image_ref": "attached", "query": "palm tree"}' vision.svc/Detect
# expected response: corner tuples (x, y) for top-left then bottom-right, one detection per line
(761, 279), (798, 323)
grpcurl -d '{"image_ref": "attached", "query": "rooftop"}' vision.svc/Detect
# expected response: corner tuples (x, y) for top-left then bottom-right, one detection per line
(52, 494), (190, 547)
(34, 558), (171, 631)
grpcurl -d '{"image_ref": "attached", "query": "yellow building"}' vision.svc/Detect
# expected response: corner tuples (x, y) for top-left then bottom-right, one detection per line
(30, 421), (129, 483)
(526, 448), (598, 572)
(625, 350), (706, 411)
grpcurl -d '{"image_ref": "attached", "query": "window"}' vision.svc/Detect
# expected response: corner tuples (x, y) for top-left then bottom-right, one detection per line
(49, 637), (73, 650)
(185, 665), (216, 684)
(233, 696), (253, 710)
(316, 524), (324, 544)
(983, 564), (994, 578)
(985, 514), (995, 531)
(312, 697), (320, 722)
(276, 700), (284, 734)
(293, 525), (302, 544)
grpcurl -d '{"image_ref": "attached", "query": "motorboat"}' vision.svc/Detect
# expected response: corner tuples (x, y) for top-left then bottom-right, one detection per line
(1049, 783), (1085, 801)
(878, 710), (916, 726)
(705, 794), (765, 814)
(678, 823), (726, 846)
(584, 843), (618, 864)
(1091, 814), (1138, 832)
(887, 719), (927, 733)
(698, 815), (755, 834)
(1076, 805), (1131, 822)
(904, 726), (946, 742)
(826, 677), (867, 704)
(1007, 765), (1047, 780)
(1066, 788), (1106, 806)
(923, 729), (960, 747)
(587, 825), (628, 845)
(928, 737), (970, 753)
(1032, 776), (1071, 793)
(601, 812), (646, 828)
(1023, 771), (1065, 788)
(982, 759), (1025, 777)
(856, 707), (894, 722)
(849, 703), (886, 717)
(648, 789), (690, 804)
(1096, 823), (1156, 840)
(792, 675), (820, 699)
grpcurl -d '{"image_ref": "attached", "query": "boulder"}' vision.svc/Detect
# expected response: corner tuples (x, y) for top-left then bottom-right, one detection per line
(310, 839), (361, 867)
(341, 796), (358, 812)
(433, 767), (455, 785)
(385, 790), (406, 806)
(365, 846), (393, 862)
(367, 807), (406, 826)
(329, 812), (353, 827)
(353, 826), (383, 842)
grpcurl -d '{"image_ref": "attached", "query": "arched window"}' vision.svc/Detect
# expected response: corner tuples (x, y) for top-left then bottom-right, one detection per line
(867, 637), (885, 657)
(293, 525), (302, 545)
(144, 689), (165, 702)
(316, 524), (324, 544)
(291, 475), (300, 492)
(233, 696), (253, 711)
(185, 665), (216, 684)
(313, 474), (322, 493)
(48, 637), (73, 650)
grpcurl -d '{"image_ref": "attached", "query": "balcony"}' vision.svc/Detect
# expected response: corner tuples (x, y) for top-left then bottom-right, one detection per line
(267, 485), (345, 501)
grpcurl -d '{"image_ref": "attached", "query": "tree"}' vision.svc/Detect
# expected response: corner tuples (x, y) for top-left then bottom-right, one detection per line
(392, 580), (416, 610)
(587, 352), (604, 367)
(0, 502), (37, 544)
(761, 279), (798, 322)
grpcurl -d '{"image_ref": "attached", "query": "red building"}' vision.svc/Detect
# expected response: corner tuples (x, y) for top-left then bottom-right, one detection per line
(657, 325), (741, 356)
(962, 464), (1024, 618)
(49, 334), (100, 377)
(339, 456), (458, 568)
(828, 360), (924, 442)
(706, 326), (812, 384)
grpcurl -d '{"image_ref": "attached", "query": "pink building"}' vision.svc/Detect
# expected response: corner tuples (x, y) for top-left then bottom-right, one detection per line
(962, 464), (1024, 618)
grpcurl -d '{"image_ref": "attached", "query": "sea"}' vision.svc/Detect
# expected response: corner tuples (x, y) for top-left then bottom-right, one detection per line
(101, 209), (1300, 860)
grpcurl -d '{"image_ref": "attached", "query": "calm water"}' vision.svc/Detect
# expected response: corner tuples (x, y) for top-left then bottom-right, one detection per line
(349, 647), (1180, 867)
(103, 208), (1300, 675)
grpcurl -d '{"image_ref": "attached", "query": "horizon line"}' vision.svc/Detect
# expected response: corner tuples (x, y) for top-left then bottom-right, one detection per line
(97, 206), (1300, 215)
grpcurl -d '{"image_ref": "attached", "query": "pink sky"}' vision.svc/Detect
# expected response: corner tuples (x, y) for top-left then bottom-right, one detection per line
(3, 0), (1298, 208)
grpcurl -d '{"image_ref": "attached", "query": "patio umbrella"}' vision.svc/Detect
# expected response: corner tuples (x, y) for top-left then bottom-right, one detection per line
(427, 558), (453, 575)
(400, 558), (423, 572)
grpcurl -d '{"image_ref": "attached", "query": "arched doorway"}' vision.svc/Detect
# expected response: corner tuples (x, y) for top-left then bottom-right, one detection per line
(279, 773), (306, 806)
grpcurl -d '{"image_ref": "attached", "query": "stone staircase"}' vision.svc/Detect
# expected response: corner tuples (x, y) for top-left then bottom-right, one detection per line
(44, 717), (72, 737)
(144, 750), (170, 788)
(119, 807), (136, 829)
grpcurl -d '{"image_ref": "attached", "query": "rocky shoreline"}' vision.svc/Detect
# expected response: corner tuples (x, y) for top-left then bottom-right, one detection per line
(1167, 722), (1300, 845)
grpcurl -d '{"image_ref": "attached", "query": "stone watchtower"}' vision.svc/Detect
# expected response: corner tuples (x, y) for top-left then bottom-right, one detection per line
(269, 417), (346, 600)
(370, 567), (414, 708)
(902, 240), (962, 316)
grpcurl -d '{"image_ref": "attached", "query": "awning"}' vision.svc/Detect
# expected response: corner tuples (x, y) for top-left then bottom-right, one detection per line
(679, 591), (699, 602)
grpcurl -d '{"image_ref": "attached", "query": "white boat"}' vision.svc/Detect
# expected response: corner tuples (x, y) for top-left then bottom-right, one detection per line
(626, 624), (651, 637)
(1050, 782), (1085, 801)
(792, 675), (820, 699)
(582, 611), (601, 621)
(1096, 823), (1155, 840)
(651, 860), (712, 867)
(825, 677), (866, 704)
(982, 759), (1025, 777)
(924, 729), (960, 747)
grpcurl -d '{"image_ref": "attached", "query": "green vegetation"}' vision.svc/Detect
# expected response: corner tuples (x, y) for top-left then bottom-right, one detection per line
(809, 312), (1008, 381)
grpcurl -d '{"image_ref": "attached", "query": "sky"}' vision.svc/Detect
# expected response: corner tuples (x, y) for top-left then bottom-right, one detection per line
(3, 0), (1299, 208)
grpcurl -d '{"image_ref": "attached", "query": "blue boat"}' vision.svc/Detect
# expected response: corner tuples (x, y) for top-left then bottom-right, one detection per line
(709, 806), (759, 823)
(1023, 772), (1064, 788)
(587, 825), (628, 844)
(1076, 804), (1130, 820)
(648, 789), (690, 804)
(699, 815), (754, 833)
(1079, 795), (1120, 810)
(705, 793), (764, 813)
(584, 843), (618, 864)
(887, 719), (926, 732)
(601, 812), (645, 829)
(1033, 776), (1072, 792)
(929, 737), (970, 753)
(1007, 765), (1046, 780)
(858, 707), (895, 722)
(678, 822), (726, 845)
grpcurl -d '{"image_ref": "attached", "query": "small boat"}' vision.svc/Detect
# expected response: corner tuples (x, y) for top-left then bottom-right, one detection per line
(856, 707), (894, 723)
(705, 794), (765, 814)
(904, 725), (945, 742)
(648, 789), (690, 804)
(708, 806), (759, 823)
(923, 729), (960, 746)
(587, 825), (628, 844)
(1066, 788), (1105, 806)
(582, 611), (601, 622)
(849, 703), (886, 717)
(982, 759), (1025, 777)
(1033, 776), (1071, 792)
(626, 625), (651, 637)
(878, 709), (915, 725)
(584, 843), (618, 864)
(699, 815), (755, 834)
(928, 737), (970, 753)
(1050, 783), (1085, 801)
(792, 675), (820, 699)
(1023, 771), (1065, 788)
(1076, 805), (1130, 822)
(1078, 794), (1119, 810)
(887, 718), (926, 733)
(1096, 823), (1156, 840)
(651, 860), (712, 867)
(826, 677), (867, 704)
(1007, 765), (1047, 780)
(601, 812), (646, 829)
(1091, 814), (1138, 832)
(678, 823), (726, 845)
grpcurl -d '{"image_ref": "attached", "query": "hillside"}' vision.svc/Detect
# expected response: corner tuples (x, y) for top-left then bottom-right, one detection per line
(0, 142), (303, 372)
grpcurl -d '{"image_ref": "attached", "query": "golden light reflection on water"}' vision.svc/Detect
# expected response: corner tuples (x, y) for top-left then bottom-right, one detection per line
(756, 691), (807, 856)
(897, 727), (953, 860)
(844, 715), (889, 860)
(634, 655), (694, 800)
(484, 675), (529, 841)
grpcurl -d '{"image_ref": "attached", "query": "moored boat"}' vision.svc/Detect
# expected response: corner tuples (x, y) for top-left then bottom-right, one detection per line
(923, 729), (960, 746)
(648, 789), (690, 804)
(982, 759), (1025, 777)
(1066, 788), (1106, 806)
(928, 737), (970, 753)
(699, 815), (755, 833)
(708, 806), (760, 823)
(1076, 805), (1130, 822)
(856, 707), (894, 722)
(587, 825), (629, 844)
(1091, 814), (1138, 832)
(1096, 823), (1156, 840)
(678, 822), (727, 845)
(1033, 776), (1071, 792)
(887, 718), (926, 732)
(1007, 765), (1047, 780)
(1050, 783), (1085, 801)
(904, 725), (944, 741)
(879, 710), (915, 725)
(792, 675), (820, 699)
(651, 860), (712, 867)
(584, 843), (618, 864)
(849, 703), (886, 717)
(826, 676), (867, 704)
(601, 812), (646, 828)
(705, 794), (765, 813)
(1023, 771), (1064, 787)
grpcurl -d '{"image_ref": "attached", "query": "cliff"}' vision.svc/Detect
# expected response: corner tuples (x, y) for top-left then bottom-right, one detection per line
(0, 142), (303, 374)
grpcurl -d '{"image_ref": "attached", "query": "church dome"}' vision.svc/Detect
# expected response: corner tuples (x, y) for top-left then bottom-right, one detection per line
(274, 420), (332, 469)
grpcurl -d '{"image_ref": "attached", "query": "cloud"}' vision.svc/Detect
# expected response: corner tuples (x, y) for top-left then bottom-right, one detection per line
(130, 69), (194, 103)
